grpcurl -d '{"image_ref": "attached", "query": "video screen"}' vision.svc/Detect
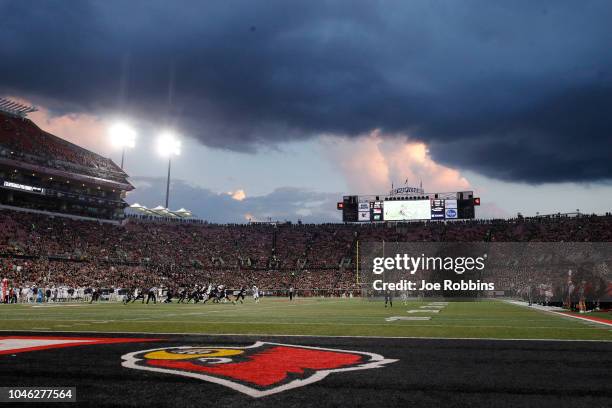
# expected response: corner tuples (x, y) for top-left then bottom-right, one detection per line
(383, 200), (431, 221)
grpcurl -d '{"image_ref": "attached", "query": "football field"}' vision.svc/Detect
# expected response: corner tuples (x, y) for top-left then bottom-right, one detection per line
(0, 298), (610, 340)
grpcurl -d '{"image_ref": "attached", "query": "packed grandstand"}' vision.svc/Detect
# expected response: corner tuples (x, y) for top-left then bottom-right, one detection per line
(0, 109), (132, 219)
(1, 208), (611, 306)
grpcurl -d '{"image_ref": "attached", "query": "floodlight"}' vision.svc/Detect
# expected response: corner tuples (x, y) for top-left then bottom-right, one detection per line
(109, 123), (137, 149)
(156, 132), (181, 157)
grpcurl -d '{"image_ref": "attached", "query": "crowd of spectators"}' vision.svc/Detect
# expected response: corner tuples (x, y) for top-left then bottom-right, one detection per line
(1, 208), (612, 301)
(0, 113), (127, 184)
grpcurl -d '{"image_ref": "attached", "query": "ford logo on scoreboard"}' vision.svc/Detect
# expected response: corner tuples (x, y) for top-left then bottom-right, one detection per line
(445, 208), (457, 219)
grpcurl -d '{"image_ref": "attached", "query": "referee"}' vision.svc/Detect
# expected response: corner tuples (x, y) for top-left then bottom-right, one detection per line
(288, 285), (294, 301)
(146, 286), (157, 304)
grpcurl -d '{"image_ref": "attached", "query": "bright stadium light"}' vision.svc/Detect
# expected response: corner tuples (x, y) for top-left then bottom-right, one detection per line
(109, 123), (137, 148)
(156, 131), (181, 157)
(108, 122), (137, 169)
(156, 131), (182, 209)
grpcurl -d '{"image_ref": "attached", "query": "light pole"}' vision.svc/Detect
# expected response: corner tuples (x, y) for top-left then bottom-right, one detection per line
(156, 132), (181, 209)
(109, 123), (137, 169)
(165, 157), (172, 209)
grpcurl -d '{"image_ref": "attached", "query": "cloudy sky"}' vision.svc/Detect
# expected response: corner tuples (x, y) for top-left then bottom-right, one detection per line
(1, 0), (611, 222)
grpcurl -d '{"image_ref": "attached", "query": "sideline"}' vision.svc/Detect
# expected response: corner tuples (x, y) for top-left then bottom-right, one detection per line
(502, 299), (612, 328)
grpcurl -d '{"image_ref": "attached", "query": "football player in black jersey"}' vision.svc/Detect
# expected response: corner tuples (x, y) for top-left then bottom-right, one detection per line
(233, 287), (246, 304)
(384, 289), (393, 308)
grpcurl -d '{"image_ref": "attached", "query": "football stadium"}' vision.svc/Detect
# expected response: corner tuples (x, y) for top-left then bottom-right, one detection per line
(1, 2), (612, 407)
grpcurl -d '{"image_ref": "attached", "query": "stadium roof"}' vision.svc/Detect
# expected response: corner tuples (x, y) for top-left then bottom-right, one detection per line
(0, 97), (37, 118)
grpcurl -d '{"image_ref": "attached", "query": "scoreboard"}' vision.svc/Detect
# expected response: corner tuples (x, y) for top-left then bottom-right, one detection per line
(340, 192), (478, 222)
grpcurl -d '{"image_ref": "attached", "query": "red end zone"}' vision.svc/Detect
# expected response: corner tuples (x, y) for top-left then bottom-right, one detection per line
(0, 336), (160, 355)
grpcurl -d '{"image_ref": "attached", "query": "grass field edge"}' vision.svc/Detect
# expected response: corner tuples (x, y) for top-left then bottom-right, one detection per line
(1, 329), (611, 342)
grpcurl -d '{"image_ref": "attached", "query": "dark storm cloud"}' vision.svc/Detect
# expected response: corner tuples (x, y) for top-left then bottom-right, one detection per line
(1, 0), (612, 183)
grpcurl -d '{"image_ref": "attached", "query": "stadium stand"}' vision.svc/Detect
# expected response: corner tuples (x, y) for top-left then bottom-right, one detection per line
(1, 208), (611, 305)
(0, 110), (132, 219)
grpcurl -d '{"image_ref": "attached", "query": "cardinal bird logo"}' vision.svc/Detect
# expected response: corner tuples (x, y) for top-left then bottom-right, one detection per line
(122, 341), (397, 397)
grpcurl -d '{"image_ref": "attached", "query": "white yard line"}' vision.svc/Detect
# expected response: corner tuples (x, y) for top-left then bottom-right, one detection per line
(0, 329), (610, 342)
(0, 318), (598, 330)
(501, 299), (612, 328)
(549, 311), (612, 328)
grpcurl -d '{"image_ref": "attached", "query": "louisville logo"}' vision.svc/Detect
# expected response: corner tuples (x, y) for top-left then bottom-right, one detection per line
(122, 341), (397, 397)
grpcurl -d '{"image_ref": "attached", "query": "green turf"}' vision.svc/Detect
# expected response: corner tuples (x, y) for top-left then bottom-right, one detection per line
(0, 298), (610, 340)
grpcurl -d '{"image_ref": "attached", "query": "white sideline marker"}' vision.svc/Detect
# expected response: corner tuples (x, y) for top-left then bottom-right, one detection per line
(385, 316), (432, 321)
(408, 309), (440, 313)
(420, 306), (444, 309)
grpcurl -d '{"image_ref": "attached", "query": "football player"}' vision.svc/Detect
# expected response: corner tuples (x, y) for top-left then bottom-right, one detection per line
(177, 287), (188, 303)
(384, 289), (393, 308)
(252, 285), (260, 303)
(233, 287), (246, 304)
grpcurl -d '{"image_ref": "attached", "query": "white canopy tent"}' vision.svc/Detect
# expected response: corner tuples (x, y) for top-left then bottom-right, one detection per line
(127, 203), (194, 219)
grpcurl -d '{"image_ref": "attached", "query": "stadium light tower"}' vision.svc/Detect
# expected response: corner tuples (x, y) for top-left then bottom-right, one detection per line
(109, 123), (137, 169)
(156, 131), (181, 209)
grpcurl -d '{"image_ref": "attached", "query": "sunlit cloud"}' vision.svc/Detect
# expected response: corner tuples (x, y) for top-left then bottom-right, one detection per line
(320, 130), (471, 195)
(230, 189), (247, 201)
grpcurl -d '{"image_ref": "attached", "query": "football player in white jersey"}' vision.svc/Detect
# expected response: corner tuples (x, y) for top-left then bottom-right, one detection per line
(252, 285), (260, 303)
